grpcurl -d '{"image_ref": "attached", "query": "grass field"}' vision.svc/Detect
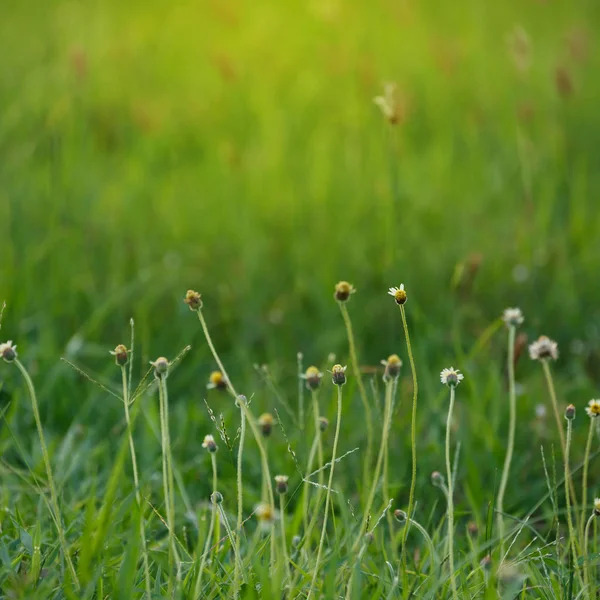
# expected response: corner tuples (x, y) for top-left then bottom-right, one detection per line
(1, 0), (600, 597)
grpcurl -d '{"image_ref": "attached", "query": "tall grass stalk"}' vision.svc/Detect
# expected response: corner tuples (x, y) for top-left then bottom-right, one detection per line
(303, 389), (324, 533)
(383, 378), (399, 547)
(234, 401), (246, 598)
(496, 324), (516, 555)
(297, 352), (305, 428)
(307, 383), (344, 599)
(14, 359), (80, 589)
(445, 384), (459, 600)
(580, 417), (595, 543)
(121, 365), (152, 599)
(216, 501), (244, 577)
(279, 492), (291, 582)
(583, 513), (595, 598)
(339, 302), (373, 485)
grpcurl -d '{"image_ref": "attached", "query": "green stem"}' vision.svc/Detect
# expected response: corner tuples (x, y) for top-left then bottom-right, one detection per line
(584, 513), (595, 599)
(307, 385), (343, 599)
(14, 359), (80, 589)
(280, 493), (291, 582)
(339, 303), (373, 489)
(217, 503), (244, 577)
(121, 366), (152, 599)
(384, 379), (399, 550)
(234, 404), (246, 598)
(497, 325), (516, 557)
(445, 385), (459, 600)
(303, 390), (324, 534)
(581, 418), (595, 543)
(297, 352), (305, 429)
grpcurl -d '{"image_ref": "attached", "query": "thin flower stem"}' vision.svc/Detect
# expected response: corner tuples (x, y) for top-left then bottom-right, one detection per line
(581, 418), (595, 543)
(583, 513), (595, 598)
(121, 366), (152, 599)
(352, 377), (394, 552)
(565, 418), (585, 591)
(445, 385), (459, 600)
(234, 404), (246, 598)
(339, 303), (373, 487)
(497, 325), (516, 556)
(401, 516), (440, 576)
(297, 353), (305, 429)
(307, 385), (343, 599)
(217, 504), (244, 577)
(400, 305), (418, 555)
(383, 379), (399, 550)
(303, 390), (324, 534)
(279, 493), (291, 582)
(194, 455), (218, 599)
(14, 360), (80, 589)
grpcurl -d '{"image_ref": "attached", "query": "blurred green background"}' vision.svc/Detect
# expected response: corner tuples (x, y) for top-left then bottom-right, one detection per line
(1, 0), (599, 450)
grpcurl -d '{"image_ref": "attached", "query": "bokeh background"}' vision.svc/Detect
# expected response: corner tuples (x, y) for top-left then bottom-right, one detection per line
(1, 0), (599, 504)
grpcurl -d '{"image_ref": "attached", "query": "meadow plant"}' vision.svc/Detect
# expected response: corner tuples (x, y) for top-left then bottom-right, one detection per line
(582, 399), (600, 538)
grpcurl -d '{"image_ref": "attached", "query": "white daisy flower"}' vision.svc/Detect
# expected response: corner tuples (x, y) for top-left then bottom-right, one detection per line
(528, 336), (558, 361)
(585, 399), (600, 418)
(202, 434), (218, 453)
(388, 284), (407, 305)
(502, 308), (524, 327)
(440, 367), (464, 387)
(0, 341), (17, 363)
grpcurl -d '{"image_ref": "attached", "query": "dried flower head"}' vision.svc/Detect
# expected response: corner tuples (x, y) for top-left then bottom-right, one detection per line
(202, 434), (218, 453)
(565, 404), (576, 420)
(211, 491), (223, 505)
(440, 367), (464, 387)
(258, 413), (275, 437)
(393, 509), (407, 523)
(110, 344), (129, 366)
(502, 308), (524, 328)
(585, 399), (600, 418)
(373, 83), (403, 125)
(318, 416), (329, 432)
(334, 281), (355, 303)
(330, 364), (347, 386)
(302, 366), (323, 391)
(207, 370), (227, 391)
(254, 503), (278, 528)
(184, 289), (202, 311)
(150, 357), (169, 379)
(594, 498), (600, 517)
(274, 475), (289, 495)
(431, 471), (445, 487)
(528, 336), (559, 361)
(0, 341), (17, 363)
(388, 284), (407, 305)
(382, 354), (403, 380)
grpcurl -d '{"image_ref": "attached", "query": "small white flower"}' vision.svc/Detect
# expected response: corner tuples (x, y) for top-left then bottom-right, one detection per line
(528, 336), (559, 361)
(594, 497), (600, 516)
(0, 341), (17, 363)
(254, 503), (279, 529)
(440, 367), (464, 387)
(388, 284), (407, 305)
(502, 308), (524, 327)
(585, 399), (600, 418)
(202, 434), (218, 452)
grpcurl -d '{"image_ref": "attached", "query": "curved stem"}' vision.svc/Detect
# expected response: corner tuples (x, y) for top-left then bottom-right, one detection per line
(581, 418), (595, 543)
(234, 404), (246, 598)
(497, 325), (516, 557)
(584, 513), (595, 598)
(339, 303), (373, 488)
(307, 385), (343, 599)
(217, 504), (244, 578)
(121, 366), (152, 599)
(445, 386), (459, 600)
(14, 360), (80, 589)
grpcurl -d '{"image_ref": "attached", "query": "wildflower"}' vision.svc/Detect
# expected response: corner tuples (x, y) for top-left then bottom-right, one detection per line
(302, 366), (323, 391)
(528, 336), (559, 361)
(594, 498), (600, 517)
(318, 416), (329, 432)
(585, 399), (600, 418)
(388, 284), (407, 305)
(393, 509), (407, 523)
(440, 367), (464, 388)
(565, 404), (576, 420)
(330, 364), (347, 386)
(334, 281), (355, 303)
(382, 354), (403, 380)
(0, 341), (17, 363)
(207, 370), (227, 391)
(150, 357), (169, 379)
(254, 503), (278, 528)
(274, 475), (289, 495)
(202, 434), (218, 453)
(211, 491), (223, 505)
(373, 83), (403, 125)
(431, 471), (445, 487)
(110, 344), (128, 366)
(258, 413), (274, 437)
(502, 308), (524, 327)
(184, 289), (202, 311)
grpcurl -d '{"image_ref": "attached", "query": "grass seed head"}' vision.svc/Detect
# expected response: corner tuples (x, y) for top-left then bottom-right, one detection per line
(382, 354), (403, 380)
(528, 335), (559, 361)
(585, 399), (600, 418)
(207, 370), (227, 390)
(274, 474), (289, 495)
(565, 404), (576, 420)
(202, 434), (218, 453)
(334, 281), (355, 302)
(110, 344), (129, 366)
(150, 356), (169, 379)
(184, 289), (202, 311)
(302, 366), (323, 390)
(0, 341), (17, 363)
(388, 284), (407, 305)
(330, 364), (347, 386)
(258, 412), (274, 437)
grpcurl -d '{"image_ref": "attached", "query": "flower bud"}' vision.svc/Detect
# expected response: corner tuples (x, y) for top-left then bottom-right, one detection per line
(331, 364), (347, 386)
(258, 413), (274, 437)
(334, 281), (355, 303)
(0, 341), (17, 363)
(274, 475), (289, 495)
(211, 491), (223, 505)
(202, 434), (218, 453)
(184, 289), (202, 311)
(431, 471), (445, 487)
(393, 509), (407, 523)
(207, 371), (227, 390)
(382, 354), (402, 380)
(150, 357), (169, 379)
(565, 404), (576, 420)
(111, 344), (129, 366)
(303, 366), (323, 390)
(318, 417), (329, 432)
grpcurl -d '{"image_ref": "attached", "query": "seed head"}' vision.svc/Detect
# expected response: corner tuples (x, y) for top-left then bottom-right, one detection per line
(211, 491), (223, 505)
(318, 416), (329, 432)
(431, 471), (445, 487)
(202, 434), (218, 453)
(502, 308), (524, 328)
(302, 366), (323, 390)
(388, 284), (407, 305)
(393, 509), (407, 523)
(594, 498), (600, 517)
(440, 367), (464, 388)
(150, 357), (169, 379)
(565, 404), (576, 420)
(528, 336), (559, 361)
(207, 370), (227, 391)
(334, 281), (355, 303)
(585, 399), (600, 418)
(110, 344), (129, 366)
(184, 289), (202, 311)
(0, 341), (17, 363)
(274, 475), (289, 495)
(382, 354), (403, 380)
(330, 364), (347, 386)
(258, 413), (274, 437)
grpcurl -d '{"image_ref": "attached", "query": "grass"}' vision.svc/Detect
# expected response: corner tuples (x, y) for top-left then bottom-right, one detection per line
(1, 0), (600, 597)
